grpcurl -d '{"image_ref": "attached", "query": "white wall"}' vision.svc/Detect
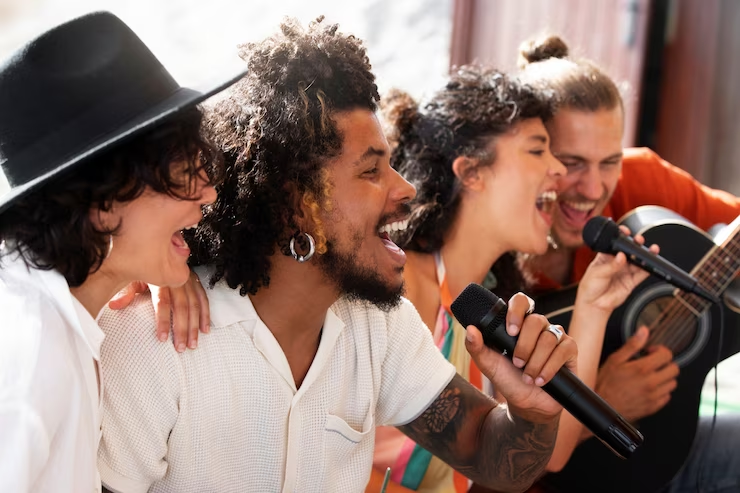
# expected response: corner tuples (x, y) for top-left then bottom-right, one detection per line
(0, 0), (452, 101)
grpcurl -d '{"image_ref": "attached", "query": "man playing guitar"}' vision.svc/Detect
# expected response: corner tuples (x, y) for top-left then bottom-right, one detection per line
(517, 34), (740, 493)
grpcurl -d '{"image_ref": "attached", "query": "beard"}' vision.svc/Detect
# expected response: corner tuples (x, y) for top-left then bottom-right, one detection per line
(317, 235), (404, 311)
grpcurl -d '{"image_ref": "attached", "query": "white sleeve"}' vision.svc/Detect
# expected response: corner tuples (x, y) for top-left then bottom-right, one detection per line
(0, 401), (50, 492)
(97, 296), (181, 493)
(0, 284), (51, 492)
(375, 299), (456, 427)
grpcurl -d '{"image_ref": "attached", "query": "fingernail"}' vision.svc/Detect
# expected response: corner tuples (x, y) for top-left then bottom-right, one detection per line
(513, 357), (525, 368)
(522, 374), (533, 385)
(158, 333), (167, 342)
(535, 377), (545, 386)
(189, 340), (197, 349)
(177, 343), (186, 353)
(508, 324), (519, 336)
(465, 331), (473, 343)
(203, 325), (210, 334)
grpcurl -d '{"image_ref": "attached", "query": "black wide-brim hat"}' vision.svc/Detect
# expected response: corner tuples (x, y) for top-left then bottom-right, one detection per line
(0, 11), (247, 215)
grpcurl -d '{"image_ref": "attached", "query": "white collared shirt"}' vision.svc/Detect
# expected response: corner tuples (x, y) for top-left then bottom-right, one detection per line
(0, 250), (105, 493)
(98, 266), (456, 493)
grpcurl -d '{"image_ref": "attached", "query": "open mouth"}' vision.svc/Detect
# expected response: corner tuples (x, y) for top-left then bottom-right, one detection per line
(171, 222), (200, 255)
(378, 219), (410, 236)
(559, 199), (598, 226)
(377, 218), (410, 266)
(535, 190), (558, 215)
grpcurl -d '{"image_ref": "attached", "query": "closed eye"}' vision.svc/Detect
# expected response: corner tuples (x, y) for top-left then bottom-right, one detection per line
(560, 161), (588, 175)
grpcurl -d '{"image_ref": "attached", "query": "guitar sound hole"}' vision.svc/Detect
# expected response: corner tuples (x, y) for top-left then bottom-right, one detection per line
(637, 296), (698, 356)
(623, 283), (710, 368)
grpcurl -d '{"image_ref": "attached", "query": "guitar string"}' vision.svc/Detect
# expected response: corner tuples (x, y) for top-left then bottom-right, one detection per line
(646, 240), (739, 351)
(647, 254), (721, 349)
(654, 244), (738, 350)
(646, 266), (710, 347)
(665, 248), (735, 350)
(644, 244), (728, 347)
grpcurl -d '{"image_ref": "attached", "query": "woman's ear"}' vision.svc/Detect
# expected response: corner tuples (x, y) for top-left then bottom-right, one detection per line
(88, 205), (116, 232)
(452, 156), (484, 191)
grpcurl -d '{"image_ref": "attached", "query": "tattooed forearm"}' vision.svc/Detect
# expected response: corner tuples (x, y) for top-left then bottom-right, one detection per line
(398, 375), (558, 493)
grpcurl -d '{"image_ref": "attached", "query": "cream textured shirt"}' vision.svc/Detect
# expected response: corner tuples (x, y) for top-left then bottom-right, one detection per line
(97, 269), (456, 493)
(0, 249), (104, 493)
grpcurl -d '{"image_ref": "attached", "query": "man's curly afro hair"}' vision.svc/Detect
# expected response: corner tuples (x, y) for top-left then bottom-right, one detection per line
(189, 17), (380, 296)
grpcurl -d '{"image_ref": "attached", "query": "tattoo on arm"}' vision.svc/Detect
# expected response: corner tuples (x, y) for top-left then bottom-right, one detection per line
(398, 374), (558, 492)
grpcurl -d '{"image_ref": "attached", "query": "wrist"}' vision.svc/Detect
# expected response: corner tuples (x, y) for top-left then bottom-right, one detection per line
(506, 401), (563, 426)
(573, 296), (613, 318)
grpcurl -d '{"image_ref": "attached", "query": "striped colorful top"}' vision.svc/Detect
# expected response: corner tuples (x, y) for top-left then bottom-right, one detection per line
(372, 252), (484, 493)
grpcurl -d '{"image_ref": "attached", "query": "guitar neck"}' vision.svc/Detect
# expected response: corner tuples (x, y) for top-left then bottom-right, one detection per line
(681, 215), (740, 309)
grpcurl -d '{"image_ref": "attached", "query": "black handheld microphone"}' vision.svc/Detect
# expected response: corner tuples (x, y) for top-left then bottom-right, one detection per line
(451, 283), (643, 459)
(583, 216), (718, 303)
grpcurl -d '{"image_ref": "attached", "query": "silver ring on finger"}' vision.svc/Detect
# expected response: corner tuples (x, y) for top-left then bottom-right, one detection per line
(546, 324), (563, 344)
(524, 294), (535, 315)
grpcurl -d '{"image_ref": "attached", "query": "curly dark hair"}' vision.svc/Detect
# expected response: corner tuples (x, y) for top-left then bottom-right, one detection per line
(0, 107), (221, 287)
(381, 66), (551, 298)
(189, 17), (380, 296)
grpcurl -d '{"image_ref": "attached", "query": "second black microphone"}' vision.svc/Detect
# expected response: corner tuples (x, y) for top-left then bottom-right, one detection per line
(451, 283), (643, 459)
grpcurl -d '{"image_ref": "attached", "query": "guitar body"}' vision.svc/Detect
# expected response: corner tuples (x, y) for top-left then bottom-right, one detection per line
(534, 206), (740, 493)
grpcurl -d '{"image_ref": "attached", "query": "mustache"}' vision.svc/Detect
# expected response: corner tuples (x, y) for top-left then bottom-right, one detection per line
(377, 202), (412, 228)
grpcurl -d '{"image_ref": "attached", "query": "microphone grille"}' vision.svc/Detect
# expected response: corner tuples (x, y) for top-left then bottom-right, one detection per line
(451, 283), (499, 327)
(582, 216), (620, 253)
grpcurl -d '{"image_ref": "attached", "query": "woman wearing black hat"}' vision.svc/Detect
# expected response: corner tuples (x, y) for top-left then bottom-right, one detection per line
(0, 11), (243, 492)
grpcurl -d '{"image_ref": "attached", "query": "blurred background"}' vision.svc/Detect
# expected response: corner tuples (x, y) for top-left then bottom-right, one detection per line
(0, 0), (453, 103)
(2, 0), (740, 414)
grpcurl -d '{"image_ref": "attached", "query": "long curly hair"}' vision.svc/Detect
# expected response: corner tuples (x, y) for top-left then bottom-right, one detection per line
(382, 66), (551, 298)
(190, 17), (380, 296)
(0, 107), (221, 287)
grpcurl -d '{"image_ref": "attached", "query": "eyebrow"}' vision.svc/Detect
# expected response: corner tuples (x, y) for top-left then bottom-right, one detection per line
(353, 146), (386, 166)
(527, 134), (548, 144)
(555, 151), (623, 163)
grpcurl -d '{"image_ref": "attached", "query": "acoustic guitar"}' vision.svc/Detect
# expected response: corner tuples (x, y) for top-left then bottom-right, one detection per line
(533, 205), (740, 493)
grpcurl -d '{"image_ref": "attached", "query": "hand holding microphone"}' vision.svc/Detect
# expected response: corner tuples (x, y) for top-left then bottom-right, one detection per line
(583, 216), (718, 303)
(452, 285), (643, 459)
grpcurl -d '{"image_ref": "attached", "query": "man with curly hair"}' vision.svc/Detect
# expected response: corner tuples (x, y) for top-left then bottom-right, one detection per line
(97, 18), (579, 493)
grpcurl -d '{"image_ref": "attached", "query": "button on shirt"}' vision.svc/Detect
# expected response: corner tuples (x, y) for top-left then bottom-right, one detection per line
(0, 251), (105, 493)
(98, 267), (456, 493)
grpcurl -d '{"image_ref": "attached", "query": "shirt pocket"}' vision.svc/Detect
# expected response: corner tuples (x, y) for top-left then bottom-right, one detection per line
(324, 410), (375, 467)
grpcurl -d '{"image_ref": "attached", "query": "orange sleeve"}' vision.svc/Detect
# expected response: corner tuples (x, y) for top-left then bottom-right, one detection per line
(569, 148), (740, 284)
(608, 147), (740, 231)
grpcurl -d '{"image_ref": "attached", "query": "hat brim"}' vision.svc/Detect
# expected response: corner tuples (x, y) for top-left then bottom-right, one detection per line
(0, 67), (247, 215)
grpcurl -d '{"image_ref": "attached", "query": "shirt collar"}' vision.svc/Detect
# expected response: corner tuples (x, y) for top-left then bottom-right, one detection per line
(0, 248), (105, 359)
(194, 265), (260, 329)
(195, 265), (346, 338)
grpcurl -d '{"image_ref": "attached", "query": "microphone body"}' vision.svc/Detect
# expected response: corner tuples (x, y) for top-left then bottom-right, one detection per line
(451, 284), (643, 459)
(583, 216), (718, 303)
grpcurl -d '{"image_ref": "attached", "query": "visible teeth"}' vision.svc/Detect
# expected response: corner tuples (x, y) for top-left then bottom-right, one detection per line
(537, 190), (557, 203)
(183, 223), (199, 231)
(563, 200), (596, 212)
(378, 219), (409, 234)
